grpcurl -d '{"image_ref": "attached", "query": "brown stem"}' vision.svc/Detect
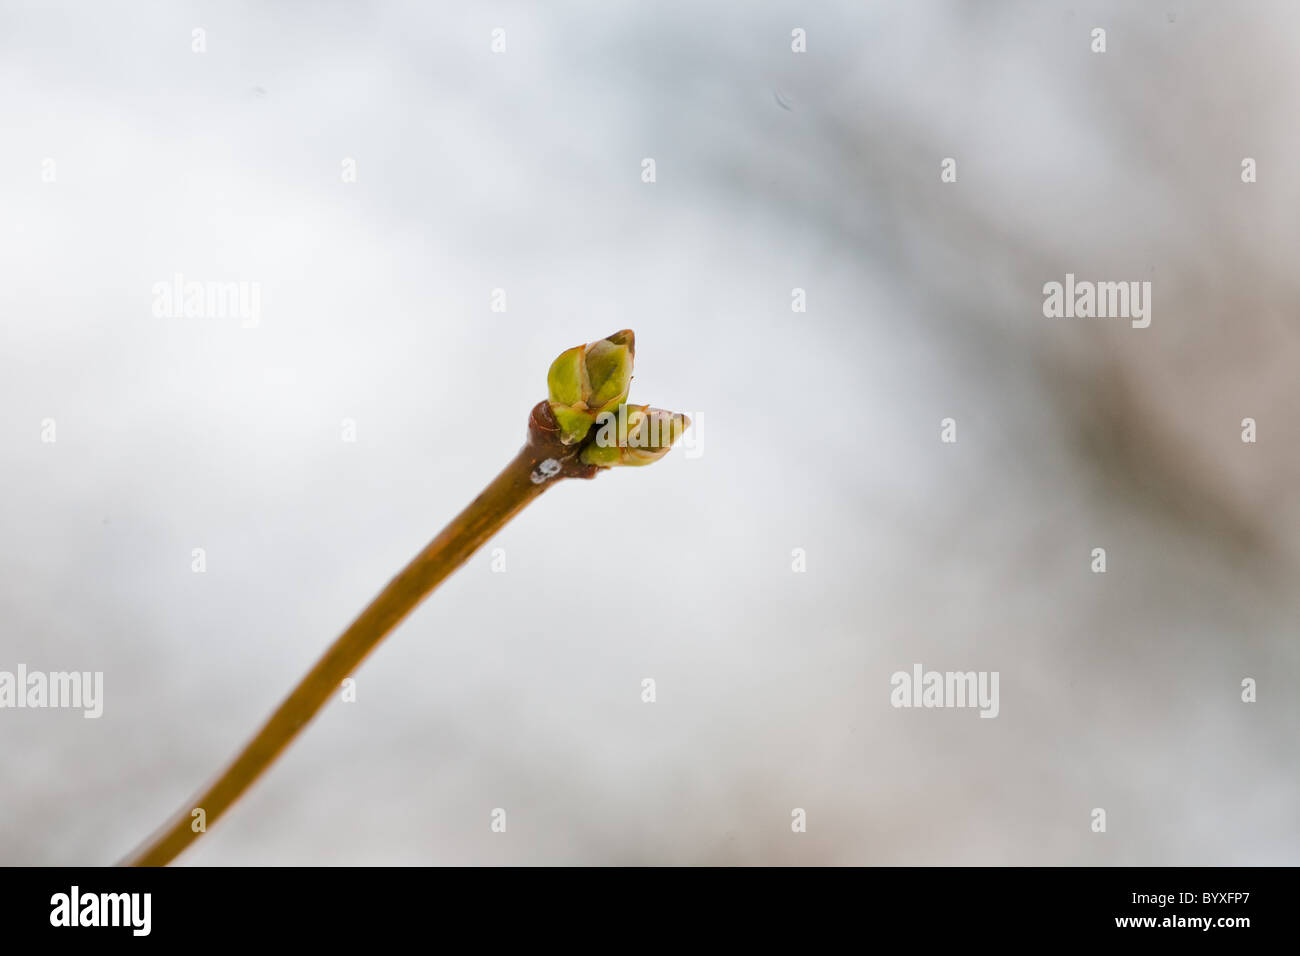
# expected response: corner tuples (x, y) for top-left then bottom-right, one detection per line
(123, 403), (597, 866)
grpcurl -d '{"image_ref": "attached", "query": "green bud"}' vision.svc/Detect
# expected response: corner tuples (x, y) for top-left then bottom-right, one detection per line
(580, 404), (690, 468)
(546, 330), (636, 443)
(546, 346), (586, 407)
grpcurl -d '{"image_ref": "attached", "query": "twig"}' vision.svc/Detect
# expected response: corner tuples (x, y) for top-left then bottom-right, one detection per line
(122, 331), (687, 865)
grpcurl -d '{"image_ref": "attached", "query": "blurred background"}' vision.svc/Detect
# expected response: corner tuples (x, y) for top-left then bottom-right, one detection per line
(1, 0), (1297, 865)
